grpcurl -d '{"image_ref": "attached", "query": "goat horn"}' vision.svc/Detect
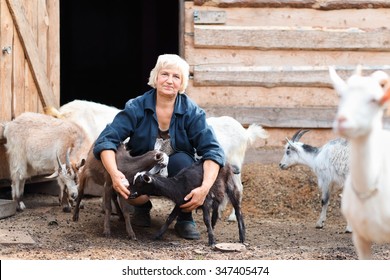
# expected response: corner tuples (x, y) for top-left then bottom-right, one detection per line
(56, 152), (63, 171)
(66, 147), (71, 168)
(291, 129), (310, 142)
(355, 64), (363, 76)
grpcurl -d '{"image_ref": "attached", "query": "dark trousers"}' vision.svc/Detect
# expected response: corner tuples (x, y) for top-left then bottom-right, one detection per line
(167, 152), (195, 177)
(167, 152), (196, 221)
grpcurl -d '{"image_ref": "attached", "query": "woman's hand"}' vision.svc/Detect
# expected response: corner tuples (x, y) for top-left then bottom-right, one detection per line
(111, 170), (130, 199)
(180, 159), (221, 212)
(180, 185), (209, 212)
(100, 149), (130, 199)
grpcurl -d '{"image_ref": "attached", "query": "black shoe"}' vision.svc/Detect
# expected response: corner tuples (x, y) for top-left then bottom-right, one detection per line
(174, 220), (200, 240)
(131, 201), (152, 227)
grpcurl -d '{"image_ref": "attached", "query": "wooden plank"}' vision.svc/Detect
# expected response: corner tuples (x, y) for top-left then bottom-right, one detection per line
(193, 10), (226, 24)
(205, 106), (337, 128)
(204, 106), (390, 128)
(6, 0), (57, 108)
(185, 4), (390, 32)
(194, 25), (390, 51)
(186, 83), (339, 107)
(0, 145), (10, 182)
(261, 127), (338, 148)
(37, 0), (48, 113)
(0, 199), (16, 219)
(193, 0), (390, 9)
(12, 25), (26, 118)
(0, 0), (14, 122)
(46, 0), (60, 105)
(23, 0), (39, 113)
(193, 65), (390, 87)
(185, 45), (390, 69)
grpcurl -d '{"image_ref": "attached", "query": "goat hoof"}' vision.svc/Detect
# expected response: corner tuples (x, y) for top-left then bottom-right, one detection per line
(315, 222), (324, 229)
(62, 206), (72, 213)
(153, 234), (163, 240)
(208, 239), (216, 246)
(17, 202), (26, 211)
(227, 216), (237, 222)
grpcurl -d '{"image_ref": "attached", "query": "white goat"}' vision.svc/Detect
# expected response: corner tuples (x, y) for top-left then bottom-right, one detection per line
(330, 66), (390, 259)
(1, 112), (91, 212)
(207, 116), (269, 221)
(44, 99), (120, 143)
(279, 129), (351, 232)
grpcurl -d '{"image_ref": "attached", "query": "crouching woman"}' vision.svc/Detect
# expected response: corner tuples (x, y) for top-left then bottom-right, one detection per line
(93, 54), (225, 240)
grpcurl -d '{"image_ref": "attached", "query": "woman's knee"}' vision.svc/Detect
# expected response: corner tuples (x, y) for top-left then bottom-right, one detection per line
(126, 195), (150, 206)
(168, 152), (195, 176)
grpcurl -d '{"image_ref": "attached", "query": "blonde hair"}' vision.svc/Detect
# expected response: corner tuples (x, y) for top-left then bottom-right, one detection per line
(148, 54), (189, 94)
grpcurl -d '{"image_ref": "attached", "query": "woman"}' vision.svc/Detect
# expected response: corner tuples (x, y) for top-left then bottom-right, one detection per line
(93, 54), (225, 240)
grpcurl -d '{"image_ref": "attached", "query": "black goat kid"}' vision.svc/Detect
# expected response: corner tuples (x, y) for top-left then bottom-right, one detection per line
(73, 143), (168, 240)
(130, 160), (246, 246)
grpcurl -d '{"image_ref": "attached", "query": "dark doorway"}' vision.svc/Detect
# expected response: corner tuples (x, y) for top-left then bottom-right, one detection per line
(59, 0), (179, 109)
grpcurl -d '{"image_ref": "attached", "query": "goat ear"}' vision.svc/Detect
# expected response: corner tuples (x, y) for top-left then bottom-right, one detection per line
(371, 70), (389, 88)
(285, 137), (297, 151)
(380, 86), (390, 106)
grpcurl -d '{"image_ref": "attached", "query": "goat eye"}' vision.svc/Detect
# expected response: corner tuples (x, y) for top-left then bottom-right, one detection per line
(286, 150), (290, 155)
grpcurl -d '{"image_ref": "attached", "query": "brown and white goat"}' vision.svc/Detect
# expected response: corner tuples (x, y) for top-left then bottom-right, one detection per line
(73, 143), (168, 240)
(130, 160), (246, 246)
(1, 112), (91, 212)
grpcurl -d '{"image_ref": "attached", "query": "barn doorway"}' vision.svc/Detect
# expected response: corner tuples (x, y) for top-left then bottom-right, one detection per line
(59, 0), (179, 109)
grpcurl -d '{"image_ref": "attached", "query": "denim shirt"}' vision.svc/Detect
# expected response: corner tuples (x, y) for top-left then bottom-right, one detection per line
(93, 89), (225, 167)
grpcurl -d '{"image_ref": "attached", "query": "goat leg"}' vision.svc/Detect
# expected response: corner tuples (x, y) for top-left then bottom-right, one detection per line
(202, 206), (216, 246)
(72, 193), (83, 221)
(316, 189), (330, 229)
(232, 203), (246, 243)
(103, 184), (113, 237)
(111, 192), (125, 221)
(117, 196), (136, 240)
(61, 189), (72, 213)
(211, 200), (220, 229)
(13, 179), (26, 211)
(73, 175), (87, 221)
(227, 186), (246, 243)
(154, 204), (181, 240)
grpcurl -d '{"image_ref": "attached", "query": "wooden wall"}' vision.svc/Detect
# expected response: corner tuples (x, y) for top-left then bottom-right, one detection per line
(182, 0), (390, 147)
(0, 0), (60, 182)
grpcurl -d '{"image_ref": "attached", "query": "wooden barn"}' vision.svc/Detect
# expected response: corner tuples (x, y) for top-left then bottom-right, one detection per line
(183, 0), (390, 148)
(1, 0), (390, 186)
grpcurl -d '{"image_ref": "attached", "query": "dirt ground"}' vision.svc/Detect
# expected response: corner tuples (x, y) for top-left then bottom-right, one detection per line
(1, 147), (390, 260)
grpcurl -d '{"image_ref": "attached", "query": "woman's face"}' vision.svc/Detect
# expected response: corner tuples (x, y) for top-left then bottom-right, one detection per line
(156, 67), (182, 96)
